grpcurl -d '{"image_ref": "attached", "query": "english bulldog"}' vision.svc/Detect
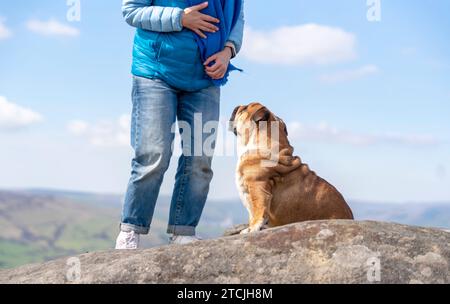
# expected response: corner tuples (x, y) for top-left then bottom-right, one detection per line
(229, 102), (354, 234)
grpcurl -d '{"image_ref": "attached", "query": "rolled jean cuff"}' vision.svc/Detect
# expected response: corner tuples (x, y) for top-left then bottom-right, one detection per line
(167, 225), (196, 236)
(120, 223), (149, 235)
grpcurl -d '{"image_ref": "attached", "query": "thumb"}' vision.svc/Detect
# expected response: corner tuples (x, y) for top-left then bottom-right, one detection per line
(192, 1), (208, 11)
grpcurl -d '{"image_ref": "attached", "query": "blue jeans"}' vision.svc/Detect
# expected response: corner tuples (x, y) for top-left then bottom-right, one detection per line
(120, 76), (220, 236)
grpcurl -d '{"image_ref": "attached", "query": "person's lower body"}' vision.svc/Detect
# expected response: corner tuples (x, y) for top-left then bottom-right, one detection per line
(116, 76), (220, 249)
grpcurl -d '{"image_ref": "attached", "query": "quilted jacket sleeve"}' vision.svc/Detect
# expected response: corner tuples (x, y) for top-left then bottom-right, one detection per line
(227, 0), (245, 54)
(122, 0), (184, 32)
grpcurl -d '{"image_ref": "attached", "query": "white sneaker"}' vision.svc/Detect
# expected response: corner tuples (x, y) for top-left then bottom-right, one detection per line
(169, 235), (202, 245)
(115, 231), (140, 249)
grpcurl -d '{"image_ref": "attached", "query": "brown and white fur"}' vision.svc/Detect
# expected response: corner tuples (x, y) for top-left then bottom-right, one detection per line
(229, 102), (354, 234)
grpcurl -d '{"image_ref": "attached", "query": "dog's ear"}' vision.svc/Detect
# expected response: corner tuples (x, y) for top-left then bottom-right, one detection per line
(252, 107), (270, 123)
(230, 106), (240, 122)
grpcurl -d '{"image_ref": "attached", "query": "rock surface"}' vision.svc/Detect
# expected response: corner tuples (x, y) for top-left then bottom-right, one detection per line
(1, 220), (449, 284)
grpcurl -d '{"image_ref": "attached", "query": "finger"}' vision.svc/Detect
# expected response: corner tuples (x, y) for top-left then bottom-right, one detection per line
(194, 29), (207, 39)
(191, 1), (209, 12)
(206, 68), (225, 79)
(201, 13), (220, 24)
(206, 71), (219, 79)
(205, 62), (219, 72)
(210, 71), (224, 79)
(200, 21), (219, 32)
(204, 54), (218, 66)
(199, 25), (216, 33)
(207, 71), (224, 80)
(206, 62), (223, 73)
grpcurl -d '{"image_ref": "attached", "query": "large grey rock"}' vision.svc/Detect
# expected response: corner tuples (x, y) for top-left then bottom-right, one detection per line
(1, 221), (449, 284)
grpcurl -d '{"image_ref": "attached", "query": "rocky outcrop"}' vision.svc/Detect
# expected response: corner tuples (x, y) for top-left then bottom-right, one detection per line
(1, 220), (449, 284)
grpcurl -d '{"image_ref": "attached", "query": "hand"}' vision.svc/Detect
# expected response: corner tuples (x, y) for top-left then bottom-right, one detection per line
(182, 2), (220, 39)
(204, 47), (233, 80)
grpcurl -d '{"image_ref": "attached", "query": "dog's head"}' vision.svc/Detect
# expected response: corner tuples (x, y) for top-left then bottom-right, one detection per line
(229, 102), (288, 143)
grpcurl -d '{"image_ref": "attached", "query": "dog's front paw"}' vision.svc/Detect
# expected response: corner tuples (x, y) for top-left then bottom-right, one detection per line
(240, 228), (252, 234)
(240, 219), (268, 234)
(241, 224), (264, 234)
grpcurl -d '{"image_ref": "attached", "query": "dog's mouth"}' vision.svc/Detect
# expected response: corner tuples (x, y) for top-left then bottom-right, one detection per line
(228, 120), (236, 136)
(228, 122), (238, 136)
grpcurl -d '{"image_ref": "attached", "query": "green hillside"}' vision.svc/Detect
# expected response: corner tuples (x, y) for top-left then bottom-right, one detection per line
(1, 189), (449, 270)
(0, 189), (246, 269)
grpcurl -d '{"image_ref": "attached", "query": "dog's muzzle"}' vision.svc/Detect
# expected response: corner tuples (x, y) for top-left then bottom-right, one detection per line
(228, 121), (238, 136)
(229, 106), (241, 136)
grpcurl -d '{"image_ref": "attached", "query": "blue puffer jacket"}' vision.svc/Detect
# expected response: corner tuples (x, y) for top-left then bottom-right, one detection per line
(122, 0), (245, 92)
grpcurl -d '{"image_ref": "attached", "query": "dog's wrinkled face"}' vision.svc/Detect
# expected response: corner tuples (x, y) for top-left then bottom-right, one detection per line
(229, 103), (271, 136)
(229, 102), (288, 139)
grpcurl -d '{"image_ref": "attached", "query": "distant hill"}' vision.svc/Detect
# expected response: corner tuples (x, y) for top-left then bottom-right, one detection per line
(0, 189), (247, 269)
(0, 189), (449, 269)
(351, 201), (450, 229)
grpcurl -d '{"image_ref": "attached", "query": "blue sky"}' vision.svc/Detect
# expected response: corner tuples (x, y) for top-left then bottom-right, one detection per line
(0, 0), (449, 203)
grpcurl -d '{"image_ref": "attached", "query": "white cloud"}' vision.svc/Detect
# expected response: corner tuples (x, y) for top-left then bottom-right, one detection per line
(319, 65), (380, 84)
(0, 96), (43, 130)
(0, 18), (12, 40)
(288, 121), (439, 147)
(67, 120), (89, 136)
(26, 19), (79, 37)
(241, 24), (357, 66)
(67, 115), (130, 147)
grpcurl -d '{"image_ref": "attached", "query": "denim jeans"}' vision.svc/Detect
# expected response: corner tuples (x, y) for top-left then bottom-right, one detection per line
(120, 76), (220, 236)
